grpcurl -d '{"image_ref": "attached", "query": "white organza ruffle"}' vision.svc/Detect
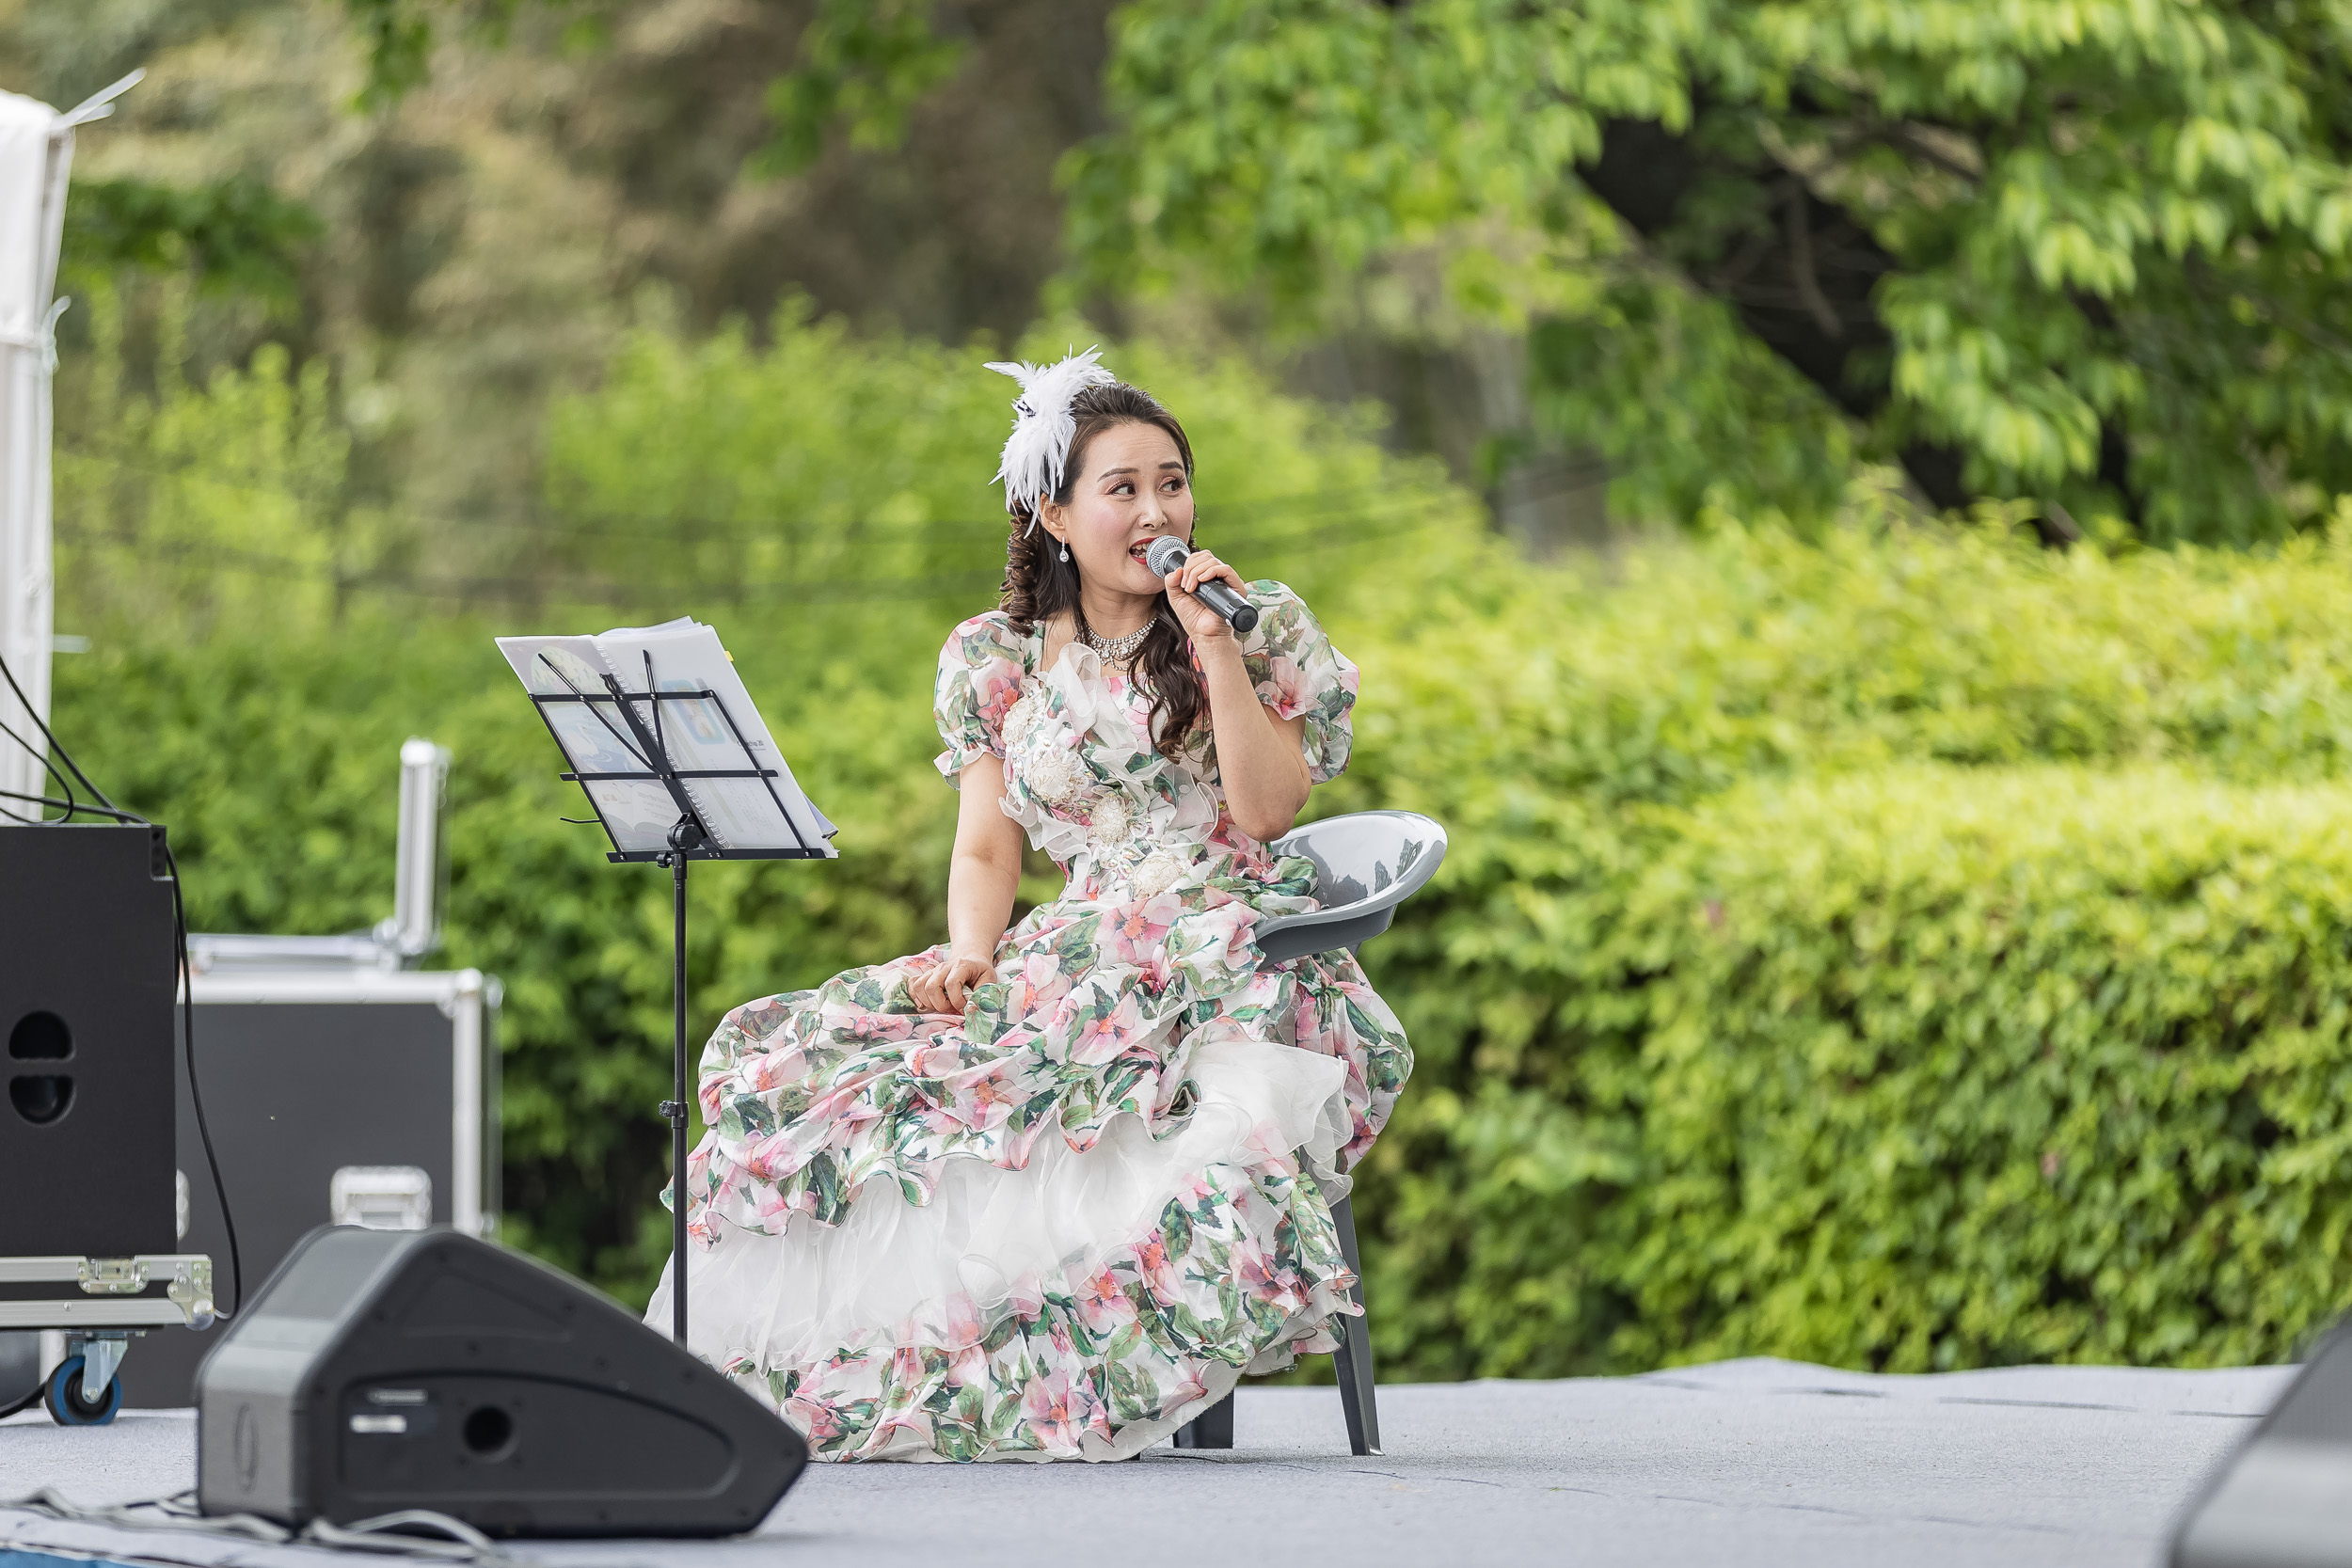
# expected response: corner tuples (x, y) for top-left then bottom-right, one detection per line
(648, 1038), (1351, 1386)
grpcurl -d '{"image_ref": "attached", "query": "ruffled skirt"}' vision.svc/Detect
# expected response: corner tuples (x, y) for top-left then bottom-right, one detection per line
(653, 863), (1412, 1462)
(649, 1038), (1357, 1461)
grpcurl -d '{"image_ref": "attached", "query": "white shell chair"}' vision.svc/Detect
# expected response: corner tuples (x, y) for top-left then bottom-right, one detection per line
(1171, 810), (1448, 1458)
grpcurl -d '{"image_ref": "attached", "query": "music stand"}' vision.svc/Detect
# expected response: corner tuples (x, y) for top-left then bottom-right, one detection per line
(510, 641), (831, 1348)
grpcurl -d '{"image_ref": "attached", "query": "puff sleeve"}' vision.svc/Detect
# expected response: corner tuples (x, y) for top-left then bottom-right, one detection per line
(932, 612), (1032, 784)
(1236, 581), (1359, 784)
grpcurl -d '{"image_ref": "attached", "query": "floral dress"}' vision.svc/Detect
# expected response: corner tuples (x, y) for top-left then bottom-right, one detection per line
(645, 581), (1413, 1462)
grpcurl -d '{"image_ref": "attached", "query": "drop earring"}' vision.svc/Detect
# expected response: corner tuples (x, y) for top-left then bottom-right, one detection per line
(1058, 540), (1070, 562)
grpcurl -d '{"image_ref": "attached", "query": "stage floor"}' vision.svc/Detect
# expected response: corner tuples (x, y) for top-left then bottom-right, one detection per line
(0, 1357), (2286, 1567)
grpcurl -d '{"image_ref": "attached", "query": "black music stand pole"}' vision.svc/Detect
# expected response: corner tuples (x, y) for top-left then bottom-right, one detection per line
(660, 816), (702, 1348)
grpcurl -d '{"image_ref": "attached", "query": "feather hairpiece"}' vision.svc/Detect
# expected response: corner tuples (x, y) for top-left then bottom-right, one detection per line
(985, 346), (1118, 530)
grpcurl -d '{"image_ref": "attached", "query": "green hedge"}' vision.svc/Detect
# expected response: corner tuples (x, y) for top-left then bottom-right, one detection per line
(1324, 519), (2352, 1377)
(1621, 765), (2352, 1371)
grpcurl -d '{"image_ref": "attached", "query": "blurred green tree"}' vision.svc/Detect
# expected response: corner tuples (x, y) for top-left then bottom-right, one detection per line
(1063, 1), (2352, 545)
(64, 174), (321, 303)
(670, 0), (2352, 545)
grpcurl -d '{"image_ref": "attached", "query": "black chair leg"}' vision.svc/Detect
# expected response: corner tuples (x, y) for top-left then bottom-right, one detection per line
(1330, 1194), (1382, 1456)
(1173, 1390), (1233, 1449)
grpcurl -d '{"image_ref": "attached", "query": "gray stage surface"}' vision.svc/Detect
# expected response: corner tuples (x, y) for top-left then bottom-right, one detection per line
(0, 1357), (2289, 1567)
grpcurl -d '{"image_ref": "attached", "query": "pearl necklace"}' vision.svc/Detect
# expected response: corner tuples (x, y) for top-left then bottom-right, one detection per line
(1079, 622), (1152, 663)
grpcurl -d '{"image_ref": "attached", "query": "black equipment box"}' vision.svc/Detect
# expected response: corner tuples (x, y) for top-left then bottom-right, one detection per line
(120, 968), (501, 1408)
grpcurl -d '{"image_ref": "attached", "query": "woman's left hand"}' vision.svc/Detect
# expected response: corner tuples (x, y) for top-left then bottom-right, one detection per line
(1163, 547), (1248, 643)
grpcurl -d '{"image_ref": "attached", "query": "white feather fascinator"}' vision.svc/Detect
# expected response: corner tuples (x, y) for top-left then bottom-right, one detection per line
(986, 347), (1118, 527)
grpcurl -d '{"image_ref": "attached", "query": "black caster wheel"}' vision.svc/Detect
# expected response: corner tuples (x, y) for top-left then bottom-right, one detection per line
(42, 1354), (122, 1426)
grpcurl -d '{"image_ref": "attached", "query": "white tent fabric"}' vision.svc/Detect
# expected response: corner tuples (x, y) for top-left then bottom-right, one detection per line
(0, 71), (135, 814)
(0, 87), (72, 813)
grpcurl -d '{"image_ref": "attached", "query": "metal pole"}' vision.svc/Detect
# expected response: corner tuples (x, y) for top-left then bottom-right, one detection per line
(663, 824), (696, 1348)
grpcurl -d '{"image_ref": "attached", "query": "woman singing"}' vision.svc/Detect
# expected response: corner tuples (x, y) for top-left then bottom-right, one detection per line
(648, 351), (1413, 1461)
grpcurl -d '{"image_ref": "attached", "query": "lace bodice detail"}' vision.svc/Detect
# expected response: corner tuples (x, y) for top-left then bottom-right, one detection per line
(932, 582), (1358, 899)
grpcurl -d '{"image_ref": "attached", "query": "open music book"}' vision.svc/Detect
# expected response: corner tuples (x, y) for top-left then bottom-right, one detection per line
(497, 617), (837, 857)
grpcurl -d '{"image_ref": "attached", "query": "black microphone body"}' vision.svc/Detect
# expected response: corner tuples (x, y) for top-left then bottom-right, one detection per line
(1145, 536), (1260, 633)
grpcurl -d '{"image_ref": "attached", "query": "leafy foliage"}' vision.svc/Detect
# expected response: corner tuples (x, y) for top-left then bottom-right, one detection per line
(534, 303), (1477, 609)
(55, 279), (360, 640)
(342, 0), (442, 107)
(63, 175), (322, 301)
(1327, 514), (2352, 1375)
(337, 0), (970, 177)
(339, 0), (552, 108)
(1061, 0), (2352, 541)
(279, 0), (2352, 542)
(755, 0), (967, 176)
(1618, 763), (2352, 1370)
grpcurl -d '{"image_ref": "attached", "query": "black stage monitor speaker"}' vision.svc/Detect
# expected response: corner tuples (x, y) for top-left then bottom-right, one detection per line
(0, 823), (177, 1256)
(2172, 1317), (2352, 1566)
(196, 1226), (805, 1537)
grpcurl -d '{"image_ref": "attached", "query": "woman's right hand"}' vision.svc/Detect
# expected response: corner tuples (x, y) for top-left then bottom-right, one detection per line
(909, 952), (1000, 1017)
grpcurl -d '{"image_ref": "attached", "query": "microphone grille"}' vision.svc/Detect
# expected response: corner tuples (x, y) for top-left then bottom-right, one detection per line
(1144, 536), (1189, 577)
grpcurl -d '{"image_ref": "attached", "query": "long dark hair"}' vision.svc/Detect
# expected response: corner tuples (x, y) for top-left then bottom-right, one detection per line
(999, 381), (1205, 760)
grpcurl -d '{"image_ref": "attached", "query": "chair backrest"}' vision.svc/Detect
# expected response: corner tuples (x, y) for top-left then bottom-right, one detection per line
(1254, 810), (1448, 966)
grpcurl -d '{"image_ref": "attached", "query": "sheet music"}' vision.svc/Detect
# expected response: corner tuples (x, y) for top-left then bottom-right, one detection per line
(593, 620), (837, 852)
(496, 621), (837, 857)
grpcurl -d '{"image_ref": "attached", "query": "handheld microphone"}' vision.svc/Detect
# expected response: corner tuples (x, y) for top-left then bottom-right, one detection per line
(1145, 535), (1260, 633)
